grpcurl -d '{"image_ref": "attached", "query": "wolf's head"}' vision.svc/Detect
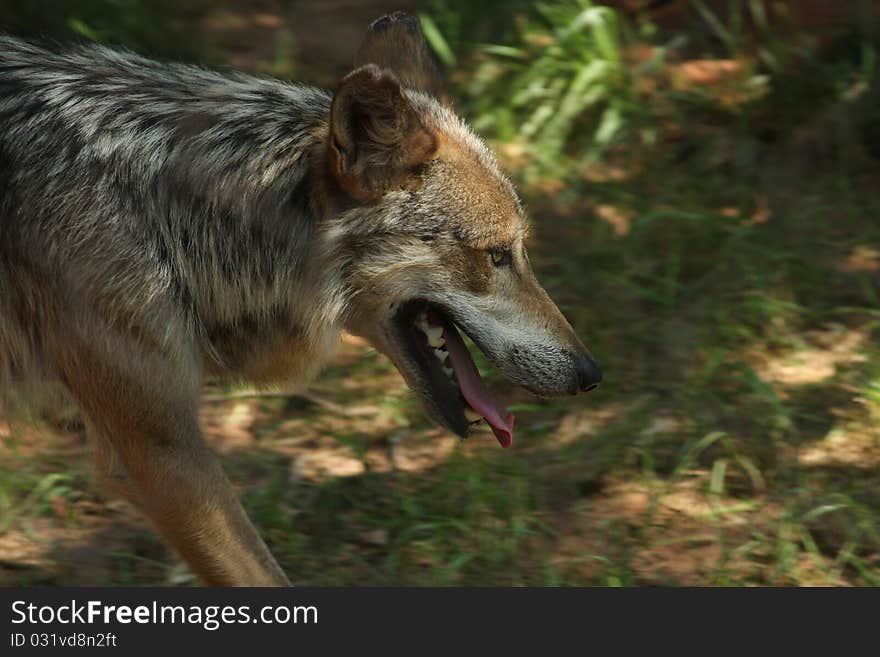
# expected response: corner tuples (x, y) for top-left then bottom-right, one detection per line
(322, 12), (601, 447)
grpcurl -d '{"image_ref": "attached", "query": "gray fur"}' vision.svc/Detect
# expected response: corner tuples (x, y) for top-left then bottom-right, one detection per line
(0, 37), (343, 396)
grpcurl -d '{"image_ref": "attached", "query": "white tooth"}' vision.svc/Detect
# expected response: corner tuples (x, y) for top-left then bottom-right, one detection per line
(464, 407), (482, 423)
(443, 365), (454, 378)
(433, 348), (449, 362)
(425, 325), (444, 347)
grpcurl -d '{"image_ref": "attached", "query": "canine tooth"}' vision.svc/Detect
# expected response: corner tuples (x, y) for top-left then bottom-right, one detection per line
(442, 365), (454, 378)
(433, 348), (448, 362)
(464, 407), (482, 423)
(425, 325), (444, 347)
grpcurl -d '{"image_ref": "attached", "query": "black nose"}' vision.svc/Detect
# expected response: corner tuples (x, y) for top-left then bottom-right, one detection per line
(575, 354), (602, 392)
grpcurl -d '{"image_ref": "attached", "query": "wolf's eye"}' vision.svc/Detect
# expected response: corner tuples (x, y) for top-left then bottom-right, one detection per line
(488, 247), (512, 268)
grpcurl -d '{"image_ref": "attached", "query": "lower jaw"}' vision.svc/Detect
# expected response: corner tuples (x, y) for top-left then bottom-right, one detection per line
(393, 301), (514, 447)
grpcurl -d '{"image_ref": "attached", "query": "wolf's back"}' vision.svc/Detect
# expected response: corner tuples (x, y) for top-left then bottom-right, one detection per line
(0, 36), (336, 400)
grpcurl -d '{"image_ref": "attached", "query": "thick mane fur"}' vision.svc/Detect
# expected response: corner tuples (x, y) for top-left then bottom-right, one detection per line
(0, 36), (347, 395)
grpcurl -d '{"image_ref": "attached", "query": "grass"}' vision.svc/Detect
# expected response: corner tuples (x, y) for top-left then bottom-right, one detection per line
(0, 1), (878, 586)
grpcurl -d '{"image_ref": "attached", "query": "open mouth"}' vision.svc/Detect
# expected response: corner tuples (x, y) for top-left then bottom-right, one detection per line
(391, 300), (515, 447)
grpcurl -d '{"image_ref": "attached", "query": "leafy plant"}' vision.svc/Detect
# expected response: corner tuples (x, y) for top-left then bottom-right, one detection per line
(461, 1), (658, 179)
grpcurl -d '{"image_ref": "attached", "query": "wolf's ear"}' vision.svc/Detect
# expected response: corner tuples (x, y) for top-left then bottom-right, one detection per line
(354, 12), (450, 106)
(327, 64), (437, 202)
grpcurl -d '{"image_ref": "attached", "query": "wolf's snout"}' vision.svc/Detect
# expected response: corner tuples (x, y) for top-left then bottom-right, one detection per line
(574, 353), (602, 393)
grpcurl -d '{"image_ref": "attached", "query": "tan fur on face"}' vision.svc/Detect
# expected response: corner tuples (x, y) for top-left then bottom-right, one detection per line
(405, 91), (528, 249)
(447, 244), (494, 295)
(426, 155), (525, 249)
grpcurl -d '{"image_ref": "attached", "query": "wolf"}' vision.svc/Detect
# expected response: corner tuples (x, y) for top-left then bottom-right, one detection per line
(0, 12), (601, 586)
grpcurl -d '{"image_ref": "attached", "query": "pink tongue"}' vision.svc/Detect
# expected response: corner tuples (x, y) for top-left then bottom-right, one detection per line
(438, 320), (514, 448)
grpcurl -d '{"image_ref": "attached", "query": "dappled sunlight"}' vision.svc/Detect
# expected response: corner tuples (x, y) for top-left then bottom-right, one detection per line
(752, 327), (867, 388)
(550, 403), (626, 447)
(0, 479), (167, 586)
(201, 402), (257, 453)
(593, 204), (633, 237)
(578, 161), (634, 184)
(798, 427), (880, 469)
(0, 524), (60, 582)
(669, 58), (764, 108)
(285, 426), (458, 481)
(640, 413), (690, 441)
(291, 449), (367, 482)
(841, 246), (880, 273)
(552, 478), (778, 585)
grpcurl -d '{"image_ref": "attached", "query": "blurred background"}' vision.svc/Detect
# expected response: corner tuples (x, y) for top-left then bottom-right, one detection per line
(0, 0), (878, 586)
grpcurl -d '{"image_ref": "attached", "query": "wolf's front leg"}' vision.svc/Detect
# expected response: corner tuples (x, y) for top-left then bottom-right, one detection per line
(56, 327), (289, 587)
(87, 416), (289, 586)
